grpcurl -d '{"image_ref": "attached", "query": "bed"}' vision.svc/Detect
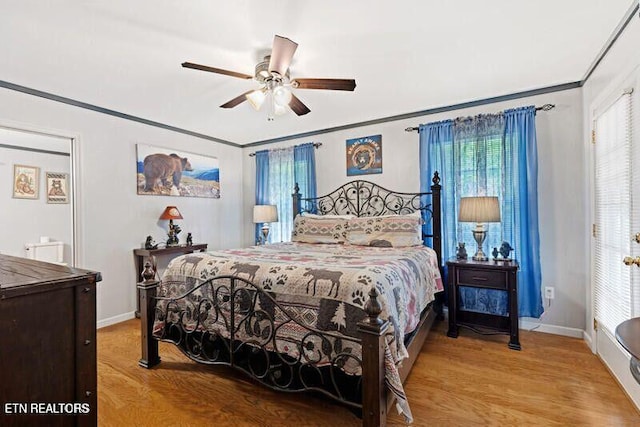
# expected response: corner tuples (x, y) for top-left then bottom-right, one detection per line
(138, 172), (443, 427)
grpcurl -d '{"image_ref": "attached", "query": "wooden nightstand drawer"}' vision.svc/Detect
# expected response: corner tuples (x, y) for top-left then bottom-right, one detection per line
(457, 268), (507, 289)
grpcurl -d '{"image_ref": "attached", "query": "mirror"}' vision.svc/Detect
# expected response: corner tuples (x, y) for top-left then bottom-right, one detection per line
(0, 127), (75, 266)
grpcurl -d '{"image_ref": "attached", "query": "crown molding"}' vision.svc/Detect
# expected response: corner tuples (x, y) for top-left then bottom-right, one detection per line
(0, 80), (240, 148)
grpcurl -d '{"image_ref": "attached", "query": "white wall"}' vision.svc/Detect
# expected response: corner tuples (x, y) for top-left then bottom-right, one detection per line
(242, 88), (586, 332)
(0, 89), (244, 326)
(0, 133), (72, 262)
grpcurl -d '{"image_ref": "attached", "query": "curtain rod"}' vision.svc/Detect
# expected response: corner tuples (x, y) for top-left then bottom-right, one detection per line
(404, 103), (556, 132)
(248, 142), (323, 157)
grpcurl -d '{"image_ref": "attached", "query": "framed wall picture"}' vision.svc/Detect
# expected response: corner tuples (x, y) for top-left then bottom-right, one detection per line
(13, 164), (39, 199)
(46, 172), (69, 204)
(346, 134), (382, 176)
(136, 144), (220, 198)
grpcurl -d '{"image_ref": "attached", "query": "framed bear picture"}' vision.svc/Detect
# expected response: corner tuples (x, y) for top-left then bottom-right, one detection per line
(46, 172), (69, 204)
(13, 164), (39, 199)
(346, 134), (382, 176)
(136, 144), (220, 198)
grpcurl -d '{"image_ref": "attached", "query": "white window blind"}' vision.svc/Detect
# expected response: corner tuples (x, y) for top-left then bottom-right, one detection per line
(594, 91), (633, 335)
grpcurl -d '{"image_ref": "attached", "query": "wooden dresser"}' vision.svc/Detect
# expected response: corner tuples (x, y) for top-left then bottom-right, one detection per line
(0, 254), (101, 426)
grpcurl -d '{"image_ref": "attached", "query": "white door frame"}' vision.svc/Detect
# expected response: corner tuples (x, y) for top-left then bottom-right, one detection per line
(588, 65), (640, 408)
(0, 118), (80, 266)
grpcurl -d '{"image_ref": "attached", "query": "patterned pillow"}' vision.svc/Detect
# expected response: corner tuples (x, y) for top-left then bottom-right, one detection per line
(291, 215), (348, 243)
(346, 214), (423, 247)
(301, 212), (354, 220)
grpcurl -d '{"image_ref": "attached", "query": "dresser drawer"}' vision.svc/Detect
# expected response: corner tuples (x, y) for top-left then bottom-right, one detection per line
(457, 268), (507, 289)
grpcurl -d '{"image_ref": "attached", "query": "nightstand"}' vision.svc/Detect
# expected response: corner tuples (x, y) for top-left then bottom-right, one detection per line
(133, 243), (207, 317)
(446, 258), (520, 350)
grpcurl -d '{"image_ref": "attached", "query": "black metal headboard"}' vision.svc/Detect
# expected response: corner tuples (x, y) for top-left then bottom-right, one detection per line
(292, 172), (442, 267)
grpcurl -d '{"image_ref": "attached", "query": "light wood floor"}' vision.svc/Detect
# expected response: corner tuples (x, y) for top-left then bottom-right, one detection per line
(97, 319), (640, 426)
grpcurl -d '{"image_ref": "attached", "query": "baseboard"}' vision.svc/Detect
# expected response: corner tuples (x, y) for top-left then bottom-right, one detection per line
(443, 308), (585, 339)
(97, 311), (136, 329)
(519, 319), (584, 338)
(583, 330), (595, 352)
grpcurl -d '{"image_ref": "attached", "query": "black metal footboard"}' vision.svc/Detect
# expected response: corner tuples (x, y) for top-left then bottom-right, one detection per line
(154, 273), (366, 407)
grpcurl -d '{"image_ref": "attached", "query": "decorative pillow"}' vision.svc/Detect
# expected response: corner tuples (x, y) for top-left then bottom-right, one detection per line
(301, 212), (355, 220)
(346, 214), (423, 247)
(292, 215), (348, 243)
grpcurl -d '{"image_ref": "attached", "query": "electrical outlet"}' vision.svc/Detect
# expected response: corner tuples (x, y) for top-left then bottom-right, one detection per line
(544, 286), (555, 299)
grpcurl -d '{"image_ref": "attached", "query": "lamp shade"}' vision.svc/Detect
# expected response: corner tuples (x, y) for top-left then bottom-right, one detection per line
(246, 89), (266, 111)
(458, 197), (500, 223)
(253, 205), (278, 223)
(159, 206), (183, 220)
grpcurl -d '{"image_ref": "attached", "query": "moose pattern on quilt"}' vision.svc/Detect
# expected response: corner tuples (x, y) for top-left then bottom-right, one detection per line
(153, 242), (442, 418)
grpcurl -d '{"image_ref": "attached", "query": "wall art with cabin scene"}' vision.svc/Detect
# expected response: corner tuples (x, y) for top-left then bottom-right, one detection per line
(136, 144), (220, 198)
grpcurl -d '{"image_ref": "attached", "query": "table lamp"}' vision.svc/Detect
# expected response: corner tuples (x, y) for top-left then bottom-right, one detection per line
(159, 206), (183, 246)
(253, 205), (278, 245)
(458, 196), (500, 261)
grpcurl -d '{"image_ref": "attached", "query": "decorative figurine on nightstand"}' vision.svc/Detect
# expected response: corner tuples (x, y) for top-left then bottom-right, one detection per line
(499, 241), (514, 260)
(144, 235), (158, 250)
(456, 242), (468, 260)
(186, 232), (193, 246)
(166, 222), (181, 246)
(492, 247), (499, 260)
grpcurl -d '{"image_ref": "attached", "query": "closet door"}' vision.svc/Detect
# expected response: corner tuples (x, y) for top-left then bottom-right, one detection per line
(592, 73), (640, 405)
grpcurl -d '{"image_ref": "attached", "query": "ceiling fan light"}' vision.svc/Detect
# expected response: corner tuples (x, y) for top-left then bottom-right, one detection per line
(273, 86), (292, 107)
(246, 90), (266, 111)
(274, 103), (288, 116)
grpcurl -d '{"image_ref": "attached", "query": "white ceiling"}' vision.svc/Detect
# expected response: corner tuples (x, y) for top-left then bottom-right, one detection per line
(0, 1), (633, 145)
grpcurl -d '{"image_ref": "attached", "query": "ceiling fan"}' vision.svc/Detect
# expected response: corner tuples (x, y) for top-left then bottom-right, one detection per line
(182, 35), (356, 120)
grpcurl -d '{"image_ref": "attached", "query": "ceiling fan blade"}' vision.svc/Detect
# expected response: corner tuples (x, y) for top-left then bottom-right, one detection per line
(182, 62), (253, 80)
(289, 94), (310, 116)
(268, 35), (298, 76)
(220, 90), (254, 109)
(292, 78), (356, 91)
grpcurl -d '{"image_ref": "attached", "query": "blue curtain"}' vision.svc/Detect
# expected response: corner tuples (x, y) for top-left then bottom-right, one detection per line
(254, 150), (270, 244)
(503, 106), (543, 318)
(419, 120), (453, 252)
(419, 107), (543, 319)
(294, 143), (318, 213)
(254, 143), (317, 243)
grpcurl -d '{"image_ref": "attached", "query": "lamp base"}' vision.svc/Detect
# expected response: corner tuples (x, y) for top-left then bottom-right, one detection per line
(259, 224), (270, 245)
(472, 253), (488, 262)
(166, 219), (180, 246)
(471, 226), (488, 261)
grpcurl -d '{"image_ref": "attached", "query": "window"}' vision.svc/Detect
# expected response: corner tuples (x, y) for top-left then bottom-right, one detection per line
(255, 143), (317, 243)
(593, 90), (634, 335)
(420, 106), (543, 318)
